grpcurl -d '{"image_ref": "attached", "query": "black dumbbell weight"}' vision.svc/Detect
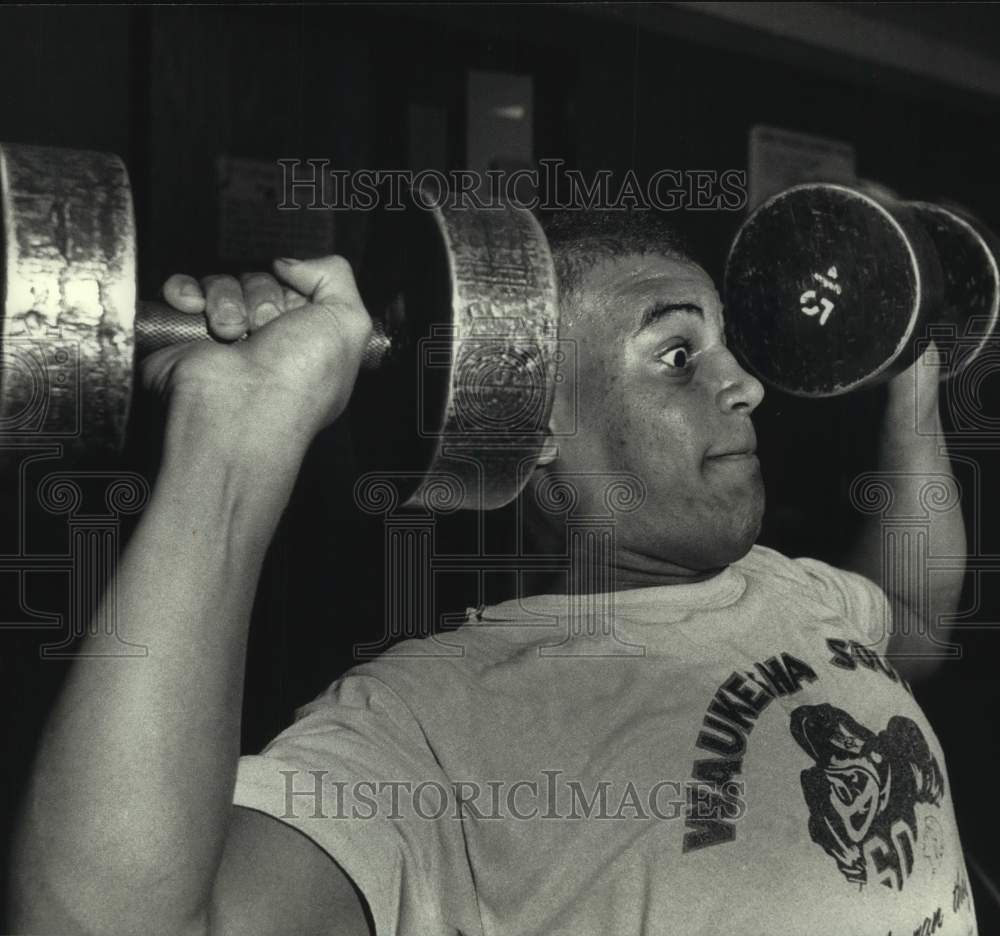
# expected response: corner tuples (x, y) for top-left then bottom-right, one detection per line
(724, 183), (999, 397)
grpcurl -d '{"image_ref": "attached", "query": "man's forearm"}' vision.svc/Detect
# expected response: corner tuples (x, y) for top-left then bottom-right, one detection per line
(843, 372), (966, 679)
(9, 402), (309, 936)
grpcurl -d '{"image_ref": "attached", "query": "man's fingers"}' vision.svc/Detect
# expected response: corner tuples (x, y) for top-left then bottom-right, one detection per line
(240, 272), (285, 331)
(202, 274), (248, 341)
(162, 274), (206, 314)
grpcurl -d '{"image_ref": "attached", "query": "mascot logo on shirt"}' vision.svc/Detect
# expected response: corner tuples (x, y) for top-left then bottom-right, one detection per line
(790, 704), (944, 891)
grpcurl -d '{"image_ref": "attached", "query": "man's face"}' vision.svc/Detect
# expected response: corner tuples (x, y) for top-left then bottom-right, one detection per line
(541, 252), (766, 580)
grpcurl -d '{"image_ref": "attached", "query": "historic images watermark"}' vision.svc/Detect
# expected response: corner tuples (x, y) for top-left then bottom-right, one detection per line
(277, 159), (748, 212)
(279, 768), (747, 824)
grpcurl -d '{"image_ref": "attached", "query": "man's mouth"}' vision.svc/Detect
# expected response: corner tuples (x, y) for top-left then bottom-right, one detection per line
(706, 432), (759, 462)
(706, 444), (758, 461)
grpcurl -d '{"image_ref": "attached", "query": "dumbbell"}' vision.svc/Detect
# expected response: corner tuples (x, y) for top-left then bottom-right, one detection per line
(724, 182), (1000, 397)
(0, 143), (558, 510)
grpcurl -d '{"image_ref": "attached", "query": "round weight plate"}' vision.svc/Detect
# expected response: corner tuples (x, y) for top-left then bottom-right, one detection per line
(0, 143), (137, 468)
(909, 201), (1000, 380)
(352, 192), (558, 511)
(724, 184), (937, 397)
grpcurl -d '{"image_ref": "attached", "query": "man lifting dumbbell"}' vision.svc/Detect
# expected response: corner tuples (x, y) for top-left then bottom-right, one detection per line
(9, 200), (978, 935)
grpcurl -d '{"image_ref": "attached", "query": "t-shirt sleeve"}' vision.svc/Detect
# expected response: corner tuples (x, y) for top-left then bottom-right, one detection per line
(791, 555), (893, 655)
(232, 672), (481, 936)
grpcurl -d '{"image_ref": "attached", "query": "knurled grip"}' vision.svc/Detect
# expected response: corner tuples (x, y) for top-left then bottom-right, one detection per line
(135, 299), (391, 370)
(134, 300), (213, 354)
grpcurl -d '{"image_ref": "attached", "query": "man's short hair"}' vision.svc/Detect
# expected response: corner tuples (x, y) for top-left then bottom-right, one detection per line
(541, 210), (692, 308)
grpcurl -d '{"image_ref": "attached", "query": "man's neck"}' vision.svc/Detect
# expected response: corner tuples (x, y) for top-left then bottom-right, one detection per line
(518, 552), (730, 598)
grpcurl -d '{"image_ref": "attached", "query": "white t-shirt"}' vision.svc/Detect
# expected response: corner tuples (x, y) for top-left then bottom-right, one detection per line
(233, 545), (978, 935)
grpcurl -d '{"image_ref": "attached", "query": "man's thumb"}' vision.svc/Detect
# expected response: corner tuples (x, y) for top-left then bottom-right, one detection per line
(273, 255), (366, 311)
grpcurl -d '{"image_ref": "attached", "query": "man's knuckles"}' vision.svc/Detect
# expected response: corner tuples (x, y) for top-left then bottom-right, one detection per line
(238, 274), (285, 330)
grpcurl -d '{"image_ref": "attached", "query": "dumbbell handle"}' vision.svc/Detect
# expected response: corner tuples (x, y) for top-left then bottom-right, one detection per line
(134, 300), (392, 370)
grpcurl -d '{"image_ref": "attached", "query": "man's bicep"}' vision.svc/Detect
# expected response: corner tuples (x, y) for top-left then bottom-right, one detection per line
(210, 806), (375, 936)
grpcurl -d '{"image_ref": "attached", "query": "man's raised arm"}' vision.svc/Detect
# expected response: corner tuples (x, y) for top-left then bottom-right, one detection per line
(8, 258), (372, 936)
(843, 344), (967, 684)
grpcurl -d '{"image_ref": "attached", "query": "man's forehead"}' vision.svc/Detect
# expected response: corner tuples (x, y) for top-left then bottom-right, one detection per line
(568, 252), (723, 329)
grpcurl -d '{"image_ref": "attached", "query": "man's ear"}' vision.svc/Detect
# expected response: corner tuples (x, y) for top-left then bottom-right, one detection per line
(535, 429), (558, 467)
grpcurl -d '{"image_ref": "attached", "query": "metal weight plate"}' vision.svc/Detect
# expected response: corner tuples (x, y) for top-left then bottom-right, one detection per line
(909, 201), (1000, 379)
(0, 143), (137, 469)
(724, 183), (943, 397)
(352, 191), (558, 511)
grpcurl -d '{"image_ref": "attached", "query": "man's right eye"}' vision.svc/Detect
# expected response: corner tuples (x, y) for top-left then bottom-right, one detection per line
(659, 343), (693, 369)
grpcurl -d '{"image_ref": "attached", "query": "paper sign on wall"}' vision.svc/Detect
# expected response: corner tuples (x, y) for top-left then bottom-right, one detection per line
(748, 125), (857, 210)
(217, 155), (335, 263)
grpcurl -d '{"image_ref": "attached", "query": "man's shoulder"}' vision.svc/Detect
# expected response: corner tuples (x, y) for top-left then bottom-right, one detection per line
(733, 542), (818, 585)
(736, 543), (888, 623)
(320, 620), (519, 706)
(736, 543), (868, 589)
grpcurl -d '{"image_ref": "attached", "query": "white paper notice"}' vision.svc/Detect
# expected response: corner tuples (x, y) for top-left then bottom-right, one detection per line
(748, 125), (857, 210)
(217, 155), (336, 263)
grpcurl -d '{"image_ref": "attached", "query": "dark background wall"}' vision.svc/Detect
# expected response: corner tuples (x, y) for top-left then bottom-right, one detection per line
(1, 0), (998, 912)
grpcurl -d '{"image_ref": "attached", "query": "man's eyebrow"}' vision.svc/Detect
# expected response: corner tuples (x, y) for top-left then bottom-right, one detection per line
(633, 302), (704, 336)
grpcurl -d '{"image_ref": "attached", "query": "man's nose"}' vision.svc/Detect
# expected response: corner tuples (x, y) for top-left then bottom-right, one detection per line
(715, 348), (765, 414)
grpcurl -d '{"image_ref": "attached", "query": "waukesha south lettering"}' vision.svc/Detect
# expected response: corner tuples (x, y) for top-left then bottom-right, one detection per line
(683, 638), (911, 853)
